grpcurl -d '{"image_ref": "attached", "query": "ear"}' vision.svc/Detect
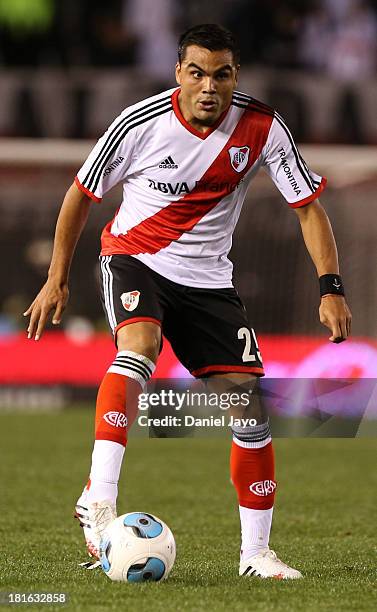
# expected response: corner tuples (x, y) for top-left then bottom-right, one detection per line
(234, 65), (240, 86)
(175, 62), (181, 85)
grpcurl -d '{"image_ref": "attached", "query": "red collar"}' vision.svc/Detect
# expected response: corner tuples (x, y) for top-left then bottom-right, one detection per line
(171, 88), (230, 140)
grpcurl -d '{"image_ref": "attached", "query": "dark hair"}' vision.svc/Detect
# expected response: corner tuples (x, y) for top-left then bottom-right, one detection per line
(178, 24), (240, 65)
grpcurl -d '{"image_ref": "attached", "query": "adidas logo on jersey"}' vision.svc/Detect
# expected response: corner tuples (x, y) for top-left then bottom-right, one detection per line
(159, 155), (178, 169)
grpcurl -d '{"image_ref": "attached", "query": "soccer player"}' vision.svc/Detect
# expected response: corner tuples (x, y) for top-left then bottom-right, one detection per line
(24, 24), (352, 579)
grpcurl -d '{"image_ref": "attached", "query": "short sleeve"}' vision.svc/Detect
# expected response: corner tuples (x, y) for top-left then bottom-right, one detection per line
(262, 114), (326, 207)
(75, 110), (137, 202)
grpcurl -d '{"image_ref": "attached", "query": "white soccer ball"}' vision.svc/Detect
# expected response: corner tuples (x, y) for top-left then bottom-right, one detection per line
(99, 512), (176, 582)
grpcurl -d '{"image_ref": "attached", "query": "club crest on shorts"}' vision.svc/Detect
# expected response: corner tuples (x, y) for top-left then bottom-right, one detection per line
(120, 290), (140, 312)
(228, 146), (250, 173)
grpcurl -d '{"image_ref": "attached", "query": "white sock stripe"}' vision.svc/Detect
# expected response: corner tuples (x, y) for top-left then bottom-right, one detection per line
(115, 353), (154, 371)
(107, 351), (155, 387)
(234, 420), (270, 434)
(235, 435), (271, 445)
(107, 365), (146, 386)
(232, 426), (271, 439)
(110, 361), (149, 381)
(113, 359), (150, 377)
(232, 435), (272, 449)
(232, 421), (271, 443)
(232, 431), (271, 444)
(116, 351), (155, 375)
(113, 357), (153, 378)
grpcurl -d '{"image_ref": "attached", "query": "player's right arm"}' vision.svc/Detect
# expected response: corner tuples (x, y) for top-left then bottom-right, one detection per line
(23, 182), (92, 340)
(24, 99), (140, 340)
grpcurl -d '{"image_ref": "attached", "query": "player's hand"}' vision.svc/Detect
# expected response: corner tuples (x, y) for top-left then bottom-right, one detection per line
(23, 280), (69, 341)
(319, 295), (352, 343)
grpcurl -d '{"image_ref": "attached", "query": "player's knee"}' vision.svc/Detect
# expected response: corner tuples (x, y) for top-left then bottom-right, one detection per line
(116, 322), (161, 363)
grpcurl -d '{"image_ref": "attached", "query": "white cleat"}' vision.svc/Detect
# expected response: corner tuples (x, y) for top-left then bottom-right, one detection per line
(78, 560), (102, 570)
(74, 490), (116, 566)
(239, 548), (303, 580)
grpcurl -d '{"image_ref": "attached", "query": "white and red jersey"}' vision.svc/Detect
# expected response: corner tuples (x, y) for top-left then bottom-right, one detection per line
(76, 88), (326, 288)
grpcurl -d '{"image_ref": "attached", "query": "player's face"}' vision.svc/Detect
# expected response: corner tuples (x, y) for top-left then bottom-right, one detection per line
(175, 45), (239, 132)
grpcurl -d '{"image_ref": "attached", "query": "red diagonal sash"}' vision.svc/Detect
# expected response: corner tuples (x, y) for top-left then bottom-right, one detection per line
(101, 108), (273, 255)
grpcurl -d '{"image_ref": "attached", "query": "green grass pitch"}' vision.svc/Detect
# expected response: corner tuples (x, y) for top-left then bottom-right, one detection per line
(0, 408), (376, 612)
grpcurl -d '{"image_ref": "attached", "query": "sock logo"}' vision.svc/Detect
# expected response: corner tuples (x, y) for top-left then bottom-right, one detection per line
(249, 480), (277, 496)
(103, 411), (128, 428)
(120, 290), (140, 312)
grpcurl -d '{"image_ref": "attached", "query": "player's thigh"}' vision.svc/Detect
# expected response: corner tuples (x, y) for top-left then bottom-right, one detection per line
(164, 287), (264, 378)
(99, 254), (163, 357)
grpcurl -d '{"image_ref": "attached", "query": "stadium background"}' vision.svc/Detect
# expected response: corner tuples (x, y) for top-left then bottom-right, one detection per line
(1, 2), (376, 611)
(1, 0), (377, 399)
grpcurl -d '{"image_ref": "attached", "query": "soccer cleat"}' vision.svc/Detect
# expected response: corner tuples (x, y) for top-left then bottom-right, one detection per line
(78, 560), (102, 570)
(239, 548), (303, 579)
(74, 490), (116, 564)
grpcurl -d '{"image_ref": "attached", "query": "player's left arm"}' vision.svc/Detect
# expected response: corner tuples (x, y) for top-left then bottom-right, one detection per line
(294, 198), (352, 342)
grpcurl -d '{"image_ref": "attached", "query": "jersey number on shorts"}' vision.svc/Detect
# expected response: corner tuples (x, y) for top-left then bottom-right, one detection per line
(238, 327), (262, 362)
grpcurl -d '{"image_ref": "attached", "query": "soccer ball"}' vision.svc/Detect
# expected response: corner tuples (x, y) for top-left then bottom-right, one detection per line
(99, 512), (176, 582)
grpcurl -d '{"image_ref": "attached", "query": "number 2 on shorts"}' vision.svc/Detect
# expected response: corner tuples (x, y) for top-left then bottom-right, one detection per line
(238, 327), (262, 362)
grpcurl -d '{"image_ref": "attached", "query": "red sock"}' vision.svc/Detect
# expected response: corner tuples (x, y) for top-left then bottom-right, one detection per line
(94, 372), (141, 446)
(230, 440), (276, 510)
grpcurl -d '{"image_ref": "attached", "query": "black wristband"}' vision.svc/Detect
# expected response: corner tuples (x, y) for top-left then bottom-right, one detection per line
(319, 274), (345, 297)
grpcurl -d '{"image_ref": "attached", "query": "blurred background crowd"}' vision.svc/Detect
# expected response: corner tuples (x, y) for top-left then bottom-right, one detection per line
(0, 0), (377, 141)
(1, 0), (377, 385)
(0, 0), (376, 77)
